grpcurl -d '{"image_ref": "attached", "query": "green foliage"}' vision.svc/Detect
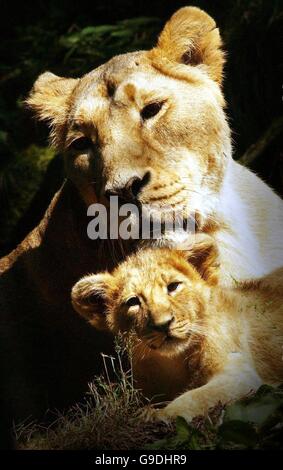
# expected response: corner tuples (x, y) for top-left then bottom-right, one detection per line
(223, 385), (283, 426)
(59, 18), (160, 74)
(19, 382), (283, 450)
(147, 417), (208, 450)
(218, 385), (283, 449)
(15, 331), (283, 451)
(147, 385), (283, 450)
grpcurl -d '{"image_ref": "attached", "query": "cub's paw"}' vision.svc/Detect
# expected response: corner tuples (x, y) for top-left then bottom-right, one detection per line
(139, 399), (200, 424)
(138, 405), (173, 424)
(160, 402), (197, 423)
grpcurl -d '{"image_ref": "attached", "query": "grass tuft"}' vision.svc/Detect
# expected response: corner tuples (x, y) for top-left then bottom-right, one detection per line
(15, 335), (283, 450)
(15, 334), (171, 450)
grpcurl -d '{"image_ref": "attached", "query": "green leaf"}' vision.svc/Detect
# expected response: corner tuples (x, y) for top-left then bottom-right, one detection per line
(146, 438), (171, 450)
(219, 420), (258, 448)
(81, 25), (115, 36)
(110, 29), (132, 38)
(119, 17), (160, 27)
(0, 130), (8, 144)
(224, 385), (283, 428)
(59, 34), (81, 48)
(175, 417), (191, 441)
(146, 417), (204, 450)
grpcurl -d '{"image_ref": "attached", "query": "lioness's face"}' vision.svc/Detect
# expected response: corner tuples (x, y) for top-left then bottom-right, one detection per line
(71, 238), (218, 357)
(28, 7), (230, 226)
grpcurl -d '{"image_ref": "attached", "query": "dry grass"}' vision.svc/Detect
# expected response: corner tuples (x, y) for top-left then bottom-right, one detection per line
(14, 334), (282, 450)
(15, 334), (172, 450)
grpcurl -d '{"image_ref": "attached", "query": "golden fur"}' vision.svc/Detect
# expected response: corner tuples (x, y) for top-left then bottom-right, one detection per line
(26, 6), (283, 284)
(27, 7), (229, 214)
(72, 236), (283, 422)
(2, 5), (283, 422)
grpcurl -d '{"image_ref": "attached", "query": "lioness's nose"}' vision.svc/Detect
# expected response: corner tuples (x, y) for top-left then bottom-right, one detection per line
(104, 171), (150, 201)
(147, 315), (174, 333)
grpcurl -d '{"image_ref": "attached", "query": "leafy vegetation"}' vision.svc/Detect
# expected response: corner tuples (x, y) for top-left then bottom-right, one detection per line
(148, 385), (283, 450)
(58, 17), (161, 74)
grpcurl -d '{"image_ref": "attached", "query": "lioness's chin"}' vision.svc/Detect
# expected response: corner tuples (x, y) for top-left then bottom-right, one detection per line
(150, 230), (195, 249)
(139, 220), (196, 250)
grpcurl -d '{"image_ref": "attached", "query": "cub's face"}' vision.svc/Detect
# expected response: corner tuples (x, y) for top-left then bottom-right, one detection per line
(27, 7), (230, 226)
(106, 250), (209, 356)
(72, 237), (218, 356)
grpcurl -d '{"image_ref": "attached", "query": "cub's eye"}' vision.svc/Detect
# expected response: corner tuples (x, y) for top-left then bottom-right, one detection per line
(167, 282), (182, 294)
(141, 101), (164, 120)
(126, 296), (141, 307)
(70, 136), (92, 152)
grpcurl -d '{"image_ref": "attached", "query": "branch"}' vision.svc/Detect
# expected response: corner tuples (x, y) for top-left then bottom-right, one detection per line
(239, 115), (283, 167)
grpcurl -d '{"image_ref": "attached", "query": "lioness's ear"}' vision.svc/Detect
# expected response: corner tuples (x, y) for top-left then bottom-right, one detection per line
(151, 7), (224, 83)
(71, 273), (114, 330)
(182, 234), (220, 284)
(26, 72), (79, 147)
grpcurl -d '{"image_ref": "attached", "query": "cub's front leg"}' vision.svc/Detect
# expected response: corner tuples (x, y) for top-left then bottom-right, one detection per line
(148, 354), (262, 423)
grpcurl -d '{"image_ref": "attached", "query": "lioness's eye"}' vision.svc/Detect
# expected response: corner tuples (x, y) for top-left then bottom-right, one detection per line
(141, 101), (164, 120)
(70, 136), (92, 152)
(126, 296), (141, 307)
(167, 282), (182, 294)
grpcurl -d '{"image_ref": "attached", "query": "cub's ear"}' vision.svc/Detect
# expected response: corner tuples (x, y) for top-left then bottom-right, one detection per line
(151, 6), (224, 84)
(182, 234), (220, 285)
(71, 273), (114, 330)
(26, 72), (79, 147)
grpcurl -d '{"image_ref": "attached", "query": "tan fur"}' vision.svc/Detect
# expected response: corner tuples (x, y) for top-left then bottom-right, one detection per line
(149, 7), (225, 83)
(25, 6), (283, 284)
(2, 5), (283, 422)
(72, 238), (283, 422)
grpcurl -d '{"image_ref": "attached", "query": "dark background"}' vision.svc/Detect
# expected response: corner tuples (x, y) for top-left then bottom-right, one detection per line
(0, 0), (282, 257)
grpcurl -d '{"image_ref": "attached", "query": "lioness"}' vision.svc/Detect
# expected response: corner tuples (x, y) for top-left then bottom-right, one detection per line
(1, 6), (283, 421)
(25, 6), (283, 284)
(72, 236), (283, 422)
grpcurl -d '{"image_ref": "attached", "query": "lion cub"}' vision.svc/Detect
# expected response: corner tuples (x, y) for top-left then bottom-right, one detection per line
(71, 237), (283, 422)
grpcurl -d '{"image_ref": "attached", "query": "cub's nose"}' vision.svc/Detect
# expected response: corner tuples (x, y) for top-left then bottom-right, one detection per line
(147, 315), (174, 333)
(104, 171), (151, 201)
